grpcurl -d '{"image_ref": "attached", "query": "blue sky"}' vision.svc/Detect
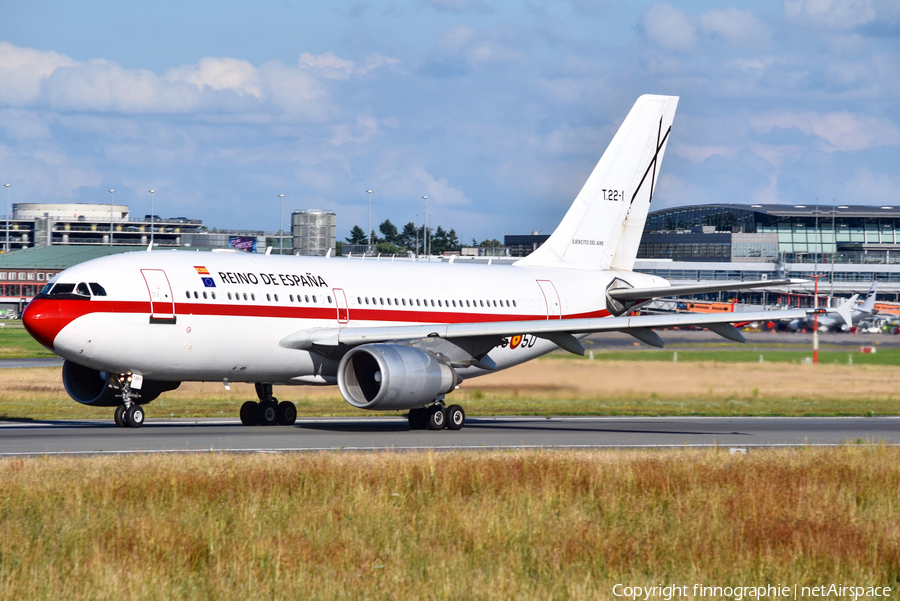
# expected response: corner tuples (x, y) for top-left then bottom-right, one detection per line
(1, 0), (899, 243)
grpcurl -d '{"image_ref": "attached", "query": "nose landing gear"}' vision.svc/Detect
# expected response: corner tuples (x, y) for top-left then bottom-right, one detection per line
(239, 383), (297, 426)
(112, 373), (146, 428)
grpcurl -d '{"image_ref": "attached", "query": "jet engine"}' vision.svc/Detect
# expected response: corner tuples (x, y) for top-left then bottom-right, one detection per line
(337, 344), (460, 410)
(62, 359), (180, 406)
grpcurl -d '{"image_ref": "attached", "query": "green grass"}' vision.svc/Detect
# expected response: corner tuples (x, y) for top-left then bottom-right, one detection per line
(0, 323), (57, 358)
(2, 448), (899, 600)
(571, 347), (900, 364)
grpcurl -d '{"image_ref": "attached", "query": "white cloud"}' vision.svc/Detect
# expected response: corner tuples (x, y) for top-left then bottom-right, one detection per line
(841, 167), (900, 203)
(0, 42), (342, 121)
(298, 51), (399, 80)
(375, 166), (471, 206)
(672, 144), (738, 163)
(697, 8), (768, 46)
(782, 0), (898, 29)
(749, 110), (900, 152)
(329, 114), (382, 146)
(642, 3), (696, 51)
(423, 0), (493, 14)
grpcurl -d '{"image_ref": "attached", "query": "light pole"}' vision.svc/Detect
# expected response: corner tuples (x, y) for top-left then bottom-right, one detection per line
(366, 190), (373, 253)
(422, 196), (428, 256)
(148, 190), (155, 247)
(108, 189), (115, 246)
(4, 184), (10, 253)
(278, 194), (285, 255)
(415, 213), (419, 256)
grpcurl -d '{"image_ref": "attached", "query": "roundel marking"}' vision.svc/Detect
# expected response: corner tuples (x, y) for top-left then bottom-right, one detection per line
(510, 335), (522, 349)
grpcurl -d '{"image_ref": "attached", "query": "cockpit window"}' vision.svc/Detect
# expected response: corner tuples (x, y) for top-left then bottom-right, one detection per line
(75, 283), (91, 296)
(49, 283), (76, 296)
(89, 283), (107, 296)
(39, 283), (53, 295)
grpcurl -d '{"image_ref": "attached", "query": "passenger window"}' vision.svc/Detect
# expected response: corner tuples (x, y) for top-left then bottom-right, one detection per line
(416, 299), (421, 306)
(438, 300), (442, 307)
(186, 291), (191, 299)
(202, 291), (208, 299)
(211, 292), (216, 300)
(512, 300), (516, 307)
(479, 300), (484, 307)
(452, 300), (456, 307)
(243, 293), (248, 301)
(466, 300), (470, 307)
(430, 300), (434, 307)
(506, 300), (510, 307)
(387, 298), (391, 306)
(193, 291), (199, 299)
(380, 298), (384, 305)
(228, 292), (232, 300)
(394, 298), (398, 305)
(313, 296), (317, 303)
(75, 283), (91, 296)
(275, 294), (279, 302)
(402, 299), (406, 306)
(328, 296), (332, 303)
(251, 293), (256, 301)
(266, 294), (271, 301)
(305, 295), (310, 302)
(358, 297), (362, 304)
(89, 283), (107, 296)
(289, 295), (294, 302)
(365, 297), (369, 305)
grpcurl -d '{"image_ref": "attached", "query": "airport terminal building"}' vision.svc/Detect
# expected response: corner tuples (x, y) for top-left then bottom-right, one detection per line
(634, 204), (900, 302)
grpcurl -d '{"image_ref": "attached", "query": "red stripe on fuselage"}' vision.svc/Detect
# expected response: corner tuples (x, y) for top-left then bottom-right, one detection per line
(26, 297), (612, 344)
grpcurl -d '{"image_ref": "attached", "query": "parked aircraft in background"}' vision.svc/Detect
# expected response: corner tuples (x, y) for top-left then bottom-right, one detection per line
(788, 283), (877, 332)
(22, 95), (852, 431)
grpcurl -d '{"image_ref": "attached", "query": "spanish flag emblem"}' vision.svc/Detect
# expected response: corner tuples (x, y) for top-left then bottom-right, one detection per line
(509, 335), (522, 349)
(194, 266), (210, 275)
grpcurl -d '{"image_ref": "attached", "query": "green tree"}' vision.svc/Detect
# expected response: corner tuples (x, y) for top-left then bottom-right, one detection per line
(375, 240), (403, 254)
(346, 225), (366, 244)
(379, 220), (399, 245)
(430, 225), (449, 255)
(399, 222), (418, 250)
(447, 228), (460, 251)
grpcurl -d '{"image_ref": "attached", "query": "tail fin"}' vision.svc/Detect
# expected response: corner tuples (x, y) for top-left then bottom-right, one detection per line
(515, 94), (678, 271)
(859, 282), (877, 313)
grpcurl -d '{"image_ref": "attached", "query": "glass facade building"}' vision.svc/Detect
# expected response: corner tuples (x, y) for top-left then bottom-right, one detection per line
(641, 204), (900, 264)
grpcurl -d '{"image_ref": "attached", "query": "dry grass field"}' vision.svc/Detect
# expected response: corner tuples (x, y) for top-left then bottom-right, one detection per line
(1, 447), (898, 600)
(2, 356), (900, 420)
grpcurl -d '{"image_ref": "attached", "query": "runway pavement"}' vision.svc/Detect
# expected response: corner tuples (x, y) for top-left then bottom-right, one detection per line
(0, 416), (897, 455)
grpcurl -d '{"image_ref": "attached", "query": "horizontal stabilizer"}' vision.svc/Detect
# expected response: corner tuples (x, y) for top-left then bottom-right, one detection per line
(607, 279), (806, 302)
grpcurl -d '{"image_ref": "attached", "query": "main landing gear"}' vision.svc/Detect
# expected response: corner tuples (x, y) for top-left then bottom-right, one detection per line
(239, 383), (297, 426)
(408, 400), (466, 431)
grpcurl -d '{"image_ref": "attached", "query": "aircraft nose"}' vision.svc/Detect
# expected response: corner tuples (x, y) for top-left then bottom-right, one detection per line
(22, 298), (62, 350)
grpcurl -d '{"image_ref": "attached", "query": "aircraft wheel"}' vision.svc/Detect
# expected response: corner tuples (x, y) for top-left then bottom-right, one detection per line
(240, 401), (259, 426)
(259, 400), (278, 426)
(446, 405), (465, 430)
(114, 405), (126, 428)
(125, 404), (145, 428)
(277, 401), (297, 426)
(408, 407), (427, 430)
(426, 406), (446, 430)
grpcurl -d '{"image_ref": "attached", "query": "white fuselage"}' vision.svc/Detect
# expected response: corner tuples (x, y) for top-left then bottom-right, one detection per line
(31, 250), (665, 384)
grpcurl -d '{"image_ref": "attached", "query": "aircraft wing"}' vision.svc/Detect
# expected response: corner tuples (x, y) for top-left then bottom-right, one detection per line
(607, 279), (806, 302)
(280, 296), (856, 356)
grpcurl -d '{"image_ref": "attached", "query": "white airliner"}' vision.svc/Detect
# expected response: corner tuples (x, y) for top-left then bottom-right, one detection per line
(22, 95), (852, 430)
(789, 282), (877, 332)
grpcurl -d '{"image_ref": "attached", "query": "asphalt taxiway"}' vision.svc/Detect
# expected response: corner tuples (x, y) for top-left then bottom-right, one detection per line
(0, 416), (897, 455)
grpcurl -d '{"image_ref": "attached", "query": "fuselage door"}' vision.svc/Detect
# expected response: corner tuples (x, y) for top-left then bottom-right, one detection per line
(333, 288), (349, 324)
(536, 280), (562, 320)
(141, 269), (176, 322)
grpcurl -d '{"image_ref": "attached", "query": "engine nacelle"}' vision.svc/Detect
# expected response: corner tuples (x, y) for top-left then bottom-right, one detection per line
(337, 344), (460, 410)
(62, 360), (180, 406)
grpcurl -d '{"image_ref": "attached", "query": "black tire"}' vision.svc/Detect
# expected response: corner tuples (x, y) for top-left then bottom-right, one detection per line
(426, 406), (446, 430)
(240, 401), (259, 426)
(114, 404), (126, 428)
(125, 404), (144, 428)
(446, 405), (465, 430)
(276, 401), (297, 426)
(408, 407), (427, 430)
(259, 400), (278, 426)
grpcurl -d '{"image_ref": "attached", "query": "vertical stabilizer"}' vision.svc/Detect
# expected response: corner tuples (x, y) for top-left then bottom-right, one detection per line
(859, 282), (877, 313)
(515, 94), (678, 271)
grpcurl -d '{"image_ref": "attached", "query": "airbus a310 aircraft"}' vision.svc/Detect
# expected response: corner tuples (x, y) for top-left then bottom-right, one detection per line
(22, 95), (852, 431)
